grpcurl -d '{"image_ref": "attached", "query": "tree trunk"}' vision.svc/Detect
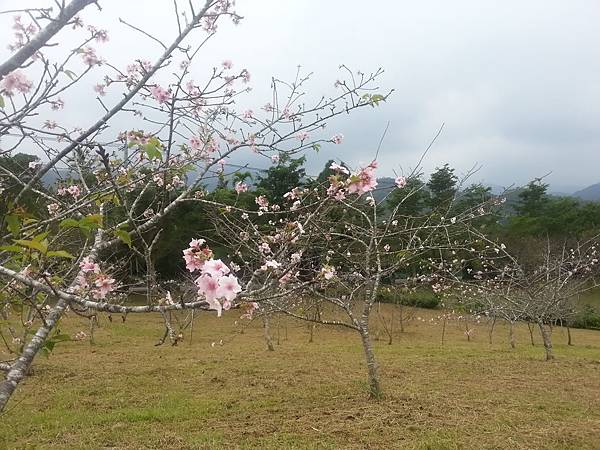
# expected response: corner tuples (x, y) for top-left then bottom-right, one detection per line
(89, 315), (97, 345)
(537, 321), (554, 360)
(527, 322), (535, 346)
(358, 325), (382, 399)
(263, 316), (274, 351)
(276, 318), (281, 346)
(509, 321), (516, 349)
(488, 317), (496, 345)
(0, 298), (68, 412)
(388, 307), (394, 345)
(399, 304), (405, 333)
(441, 315), (447, 346)
(567, 325), (573, 346)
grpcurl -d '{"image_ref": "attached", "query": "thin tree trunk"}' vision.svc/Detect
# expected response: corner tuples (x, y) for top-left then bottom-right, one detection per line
(0, 297), (68, 412)
(527, 322), (535, 346)
(567, 325), (573, 346)
(388, 307), (394, 345)
(537, 321), (554, 360)
(489, 316), (496, 345)
(509, 321), (516, 349)
(399, 304), (405, 333)
(358, 325), (382, 399)
(189, 310), (195, 345)
(263, 316), (274, 351)
(441, 315), (447, 346)
(276, 317), (281, 346)
(89, 315), (97, 345)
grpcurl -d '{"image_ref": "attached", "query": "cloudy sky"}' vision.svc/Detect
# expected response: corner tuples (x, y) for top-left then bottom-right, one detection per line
(2, 1), (599, 192)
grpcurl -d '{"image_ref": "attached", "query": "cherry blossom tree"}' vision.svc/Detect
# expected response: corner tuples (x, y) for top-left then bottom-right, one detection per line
(206, 160), (496, 398)
(444, 236), (600, 360)
(0, 0), (388, 411)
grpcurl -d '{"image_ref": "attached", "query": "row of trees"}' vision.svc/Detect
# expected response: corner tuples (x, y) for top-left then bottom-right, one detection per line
(1, 0), (598, 410)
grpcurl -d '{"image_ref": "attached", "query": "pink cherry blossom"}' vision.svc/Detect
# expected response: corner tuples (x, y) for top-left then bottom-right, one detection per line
(346, 161), (378, 195)
(395, 176), (407, 189)
(93, 83), (106, 96)
(241, 69), (251, 83)
(329, 162), (349, 175)
(271, 154), (280, 163)
(332, 133), (344, 144)
(150, 85), (170, 104)
(80, 256), (100, 274)
(196, 273), (219, 302)
(321, 265), (336, 280)
(216, 274), (242, 301)
(1, 70), (32, 96)
(80, 46), (101, 66)
(243, 109), (254, 119)
(202, 259), (231, 278)
(255, 195), (269, 208)
(222, 59), (233, 69)
(67, 185), (81, 198)
(189, 238), (205, 249)
(47, 203), (60, 215)
(296, 131), (309, 141)
(235, 181), (248, 193)
(93, 274), (115, 299)
(190, 135), (202, 150)
(183, 248), (204, 272)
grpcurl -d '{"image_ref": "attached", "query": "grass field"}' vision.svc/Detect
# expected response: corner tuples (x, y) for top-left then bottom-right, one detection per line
(1, 304), (599, 449)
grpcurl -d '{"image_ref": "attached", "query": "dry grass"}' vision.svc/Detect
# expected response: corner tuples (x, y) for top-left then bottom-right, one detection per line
(1, 304), (599, 449)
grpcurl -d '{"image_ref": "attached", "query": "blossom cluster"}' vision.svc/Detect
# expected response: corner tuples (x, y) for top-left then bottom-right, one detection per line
(183, 239), (242, 316)
(75, 257), (116, 300)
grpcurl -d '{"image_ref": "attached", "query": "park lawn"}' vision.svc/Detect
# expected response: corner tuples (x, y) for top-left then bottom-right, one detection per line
(1, 304), (599, 449)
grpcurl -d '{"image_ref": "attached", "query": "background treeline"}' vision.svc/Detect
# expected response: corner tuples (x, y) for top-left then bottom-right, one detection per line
(2, 152), (600, 328)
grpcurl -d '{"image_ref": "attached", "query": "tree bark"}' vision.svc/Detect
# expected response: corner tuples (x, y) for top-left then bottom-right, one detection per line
(0, 0), (97, 79)
(358, 324), (382, 399)
(0, 297), (68, 411)
(441, 315), (447, 346)
(263, 316), (274, 351)
(567, 325), (573, 346)
(388, 307), (394, 345)
(527, 322), (535, 346)
(537, 321), (554, 360)
(509, 321), (516, 349)
(488, 316), (496, 345)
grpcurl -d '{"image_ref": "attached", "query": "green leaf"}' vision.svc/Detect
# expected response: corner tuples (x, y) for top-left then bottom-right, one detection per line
(114, 229), (132, 248)
(144, 137), (163, 160)
(370, 94), (385, 107)
(60, 218), (80, 229)
(5, 214), (20, 237)
(312, 143), (321, 153)
(33, 231), (50, 242)
(46, 250), (75, 259)
(0, 94), (4, 108)
(0, 245), (24, 253)
(64, 70), (77, 80)
(81, 214), (103, 229)
(14, 239), (48, 254)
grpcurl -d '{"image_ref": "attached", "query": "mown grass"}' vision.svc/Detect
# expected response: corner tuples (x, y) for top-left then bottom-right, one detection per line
(1, 304), (599, 449)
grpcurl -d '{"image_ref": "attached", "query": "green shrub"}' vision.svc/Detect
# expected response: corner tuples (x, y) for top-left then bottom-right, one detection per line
(571, 304), (600, 330)
(376, 287), (440, 309)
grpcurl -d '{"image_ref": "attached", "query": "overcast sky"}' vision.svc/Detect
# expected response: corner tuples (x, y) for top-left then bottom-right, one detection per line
(2, 1), (599, 192)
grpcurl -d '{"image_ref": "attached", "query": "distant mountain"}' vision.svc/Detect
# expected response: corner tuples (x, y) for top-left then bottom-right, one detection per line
(573, 183), (600, 202)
